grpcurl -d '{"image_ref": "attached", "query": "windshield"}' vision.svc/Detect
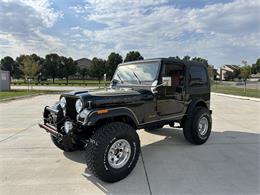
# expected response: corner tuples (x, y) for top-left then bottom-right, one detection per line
(113, 62), (160, 84)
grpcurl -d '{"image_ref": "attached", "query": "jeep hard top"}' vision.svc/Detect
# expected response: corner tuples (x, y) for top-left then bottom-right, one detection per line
(39, 58), (212, 182)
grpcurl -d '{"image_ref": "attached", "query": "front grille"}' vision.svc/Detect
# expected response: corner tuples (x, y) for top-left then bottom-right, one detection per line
(65, 97), (78, 120)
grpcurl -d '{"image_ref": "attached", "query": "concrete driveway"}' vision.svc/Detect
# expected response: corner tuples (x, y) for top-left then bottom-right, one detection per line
(0, 94), (259, 195)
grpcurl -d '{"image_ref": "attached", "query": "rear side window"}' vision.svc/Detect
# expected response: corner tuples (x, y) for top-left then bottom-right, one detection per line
(189, 66), (208, 86)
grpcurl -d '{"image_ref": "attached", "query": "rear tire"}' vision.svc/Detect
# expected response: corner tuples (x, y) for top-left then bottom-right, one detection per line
(183, 106), (212, 145)
(85, 122), (140, 183)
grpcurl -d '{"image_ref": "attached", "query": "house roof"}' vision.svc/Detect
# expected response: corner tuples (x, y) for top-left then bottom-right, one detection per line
(76, 58), (92, 69)
(224, 64), (240, 71)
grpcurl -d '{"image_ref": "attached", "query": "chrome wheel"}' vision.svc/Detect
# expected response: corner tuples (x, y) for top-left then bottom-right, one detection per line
(198, 116), (209, 136)
(107, 139), (131, 169)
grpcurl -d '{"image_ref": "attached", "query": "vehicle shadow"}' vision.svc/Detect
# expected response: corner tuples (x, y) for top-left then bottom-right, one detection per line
(63, 127), (260, 195)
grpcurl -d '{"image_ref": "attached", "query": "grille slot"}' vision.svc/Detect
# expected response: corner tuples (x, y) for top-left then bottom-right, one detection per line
(65, 97), (78, 120)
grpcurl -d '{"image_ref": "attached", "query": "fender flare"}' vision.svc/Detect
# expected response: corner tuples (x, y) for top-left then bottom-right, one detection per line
(185, 99), (209, 118)
(86, 107), (139, 127)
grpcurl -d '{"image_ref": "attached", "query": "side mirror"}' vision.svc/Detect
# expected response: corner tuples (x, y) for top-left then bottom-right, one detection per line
(111, 79), (118, 89)
(162, 77), (172, 87)
(151, 77), (172, 93)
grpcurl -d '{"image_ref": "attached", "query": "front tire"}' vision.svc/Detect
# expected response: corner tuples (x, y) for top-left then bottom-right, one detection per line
(85, 122), (140, 183)
(183, 107), (212, 145)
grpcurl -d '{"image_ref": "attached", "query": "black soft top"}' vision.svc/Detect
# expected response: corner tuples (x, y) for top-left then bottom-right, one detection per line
(119, 58), (206, 68)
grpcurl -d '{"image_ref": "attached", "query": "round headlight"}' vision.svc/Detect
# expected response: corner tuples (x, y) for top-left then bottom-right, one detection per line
(75, 99), (83, 113)
(60, 97), (66, 108)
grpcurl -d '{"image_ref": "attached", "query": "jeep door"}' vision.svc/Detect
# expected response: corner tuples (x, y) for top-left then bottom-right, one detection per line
(156, 62), (186, 116)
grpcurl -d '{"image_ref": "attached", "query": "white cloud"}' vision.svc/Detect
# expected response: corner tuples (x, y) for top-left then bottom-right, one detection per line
(70, 26), (82, 31)
(76, 0), (260, 65)
(0, 0), (64, 57)
(69, 5), (85, 14)
(0, 0), (62, 32)
(0, 0), (259, 66)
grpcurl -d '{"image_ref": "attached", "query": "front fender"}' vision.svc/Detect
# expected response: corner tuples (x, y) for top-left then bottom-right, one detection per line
(85, 107), (139, 127)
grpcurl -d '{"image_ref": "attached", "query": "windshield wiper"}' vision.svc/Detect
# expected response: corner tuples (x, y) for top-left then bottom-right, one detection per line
(116, 73), (123, 83)
(132, 71), (141, 84)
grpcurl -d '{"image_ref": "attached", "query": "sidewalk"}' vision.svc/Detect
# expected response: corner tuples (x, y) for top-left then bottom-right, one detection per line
(211, 92), (260, 102)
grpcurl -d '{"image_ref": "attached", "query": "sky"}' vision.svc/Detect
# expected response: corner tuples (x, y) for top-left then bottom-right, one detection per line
(0, 0), (259, 67)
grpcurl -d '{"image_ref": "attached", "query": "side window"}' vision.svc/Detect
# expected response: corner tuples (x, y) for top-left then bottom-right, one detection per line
(164, 63), (184, 88)
(189, 66), (208, 86)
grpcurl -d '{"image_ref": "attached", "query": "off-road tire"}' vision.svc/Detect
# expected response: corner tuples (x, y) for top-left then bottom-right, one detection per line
(183, 106), (212, 145)
(85, 122), (140, 183)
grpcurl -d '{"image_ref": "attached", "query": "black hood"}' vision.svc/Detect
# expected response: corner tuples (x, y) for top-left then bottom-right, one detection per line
(62, 88), (154, 109)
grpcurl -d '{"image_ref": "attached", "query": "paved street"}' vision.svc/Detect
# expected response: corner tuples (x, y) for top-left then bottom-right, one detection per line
(0, 94), (259, 195)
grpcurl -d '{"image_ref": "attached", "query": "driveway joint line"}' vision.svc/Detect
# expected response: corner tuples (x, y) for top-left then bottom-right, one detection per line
(0, 123), (37, 143)
(140, 150), (152, 195)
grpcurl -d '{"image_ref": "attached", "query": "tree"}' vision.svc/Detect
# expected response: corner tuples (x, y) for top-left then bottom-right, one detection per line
(30, 54), (45, 81)
(60, 56), (77, 84)
(20, 55), (40, 79)
(192, 57), (209, 67)
(169, 56), (181, 60)
(251, 58), (260, 74)
(256, 58), (260, 73)
(106, 52), (123, 79)
(16, 55), (28, 79)
(207, 65), (215, 79)
(79, 67), (88, 81)
(182, 55), (191, 61)
(240, 65), (251, 81)
(89, 57), (106, 83)
(124, 51), (143, 62)
(30, 54), (44, 66)
(0, 56), (20, 78)
(44, 53), (61, 83)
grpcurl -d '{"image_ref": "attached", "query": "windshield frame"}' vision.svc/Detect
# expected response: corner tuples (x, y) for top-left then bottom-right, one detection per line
(112, 60), (162, 86)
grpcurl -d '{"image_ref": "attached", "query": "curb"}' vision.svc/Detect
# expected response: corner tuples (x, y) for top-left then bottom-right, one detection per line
(211, 92), (260, 102)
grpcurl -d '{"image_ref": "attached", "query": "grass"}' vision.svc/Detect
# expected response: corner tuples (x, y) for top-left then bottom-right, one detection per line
(12, 79), (110, 86)
(0, 90), (62, 101)
(211, 84), (260, 98)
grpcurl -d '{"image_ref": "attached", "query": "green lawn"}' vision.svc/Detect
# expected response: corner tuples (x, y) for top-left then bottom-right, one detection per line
(211, 84), (260, 98)
(12, 79), (110, 86)
(0, 90), (62, 101)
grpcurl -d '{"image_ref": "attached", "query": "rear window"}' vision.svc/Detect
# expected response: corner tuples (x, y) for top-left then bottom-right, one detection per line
(189, 66), (208, 86)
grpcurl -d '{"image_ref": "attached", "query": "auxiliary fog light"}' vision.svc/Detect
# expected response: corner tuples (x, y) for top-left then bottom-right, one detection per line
(64, 121), (73, 134)
(79, 109), (90, 118)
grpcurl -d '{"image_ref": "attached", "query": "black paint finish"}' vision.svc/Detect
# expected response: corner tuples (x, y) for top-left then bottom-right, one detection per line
(42, 58), (211, 130)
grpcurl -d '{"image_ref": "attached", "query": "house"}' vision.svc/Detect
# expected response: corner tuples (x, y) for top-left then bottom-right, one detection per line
(75, 58), (92, 79)
(217, 65), (240, 80)
(76, 58), (92, 70)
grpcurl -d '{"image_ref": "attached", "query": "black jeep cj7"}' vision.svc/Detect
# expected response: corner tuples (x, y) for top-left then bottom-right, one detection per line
(39, 58), (212, 182)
